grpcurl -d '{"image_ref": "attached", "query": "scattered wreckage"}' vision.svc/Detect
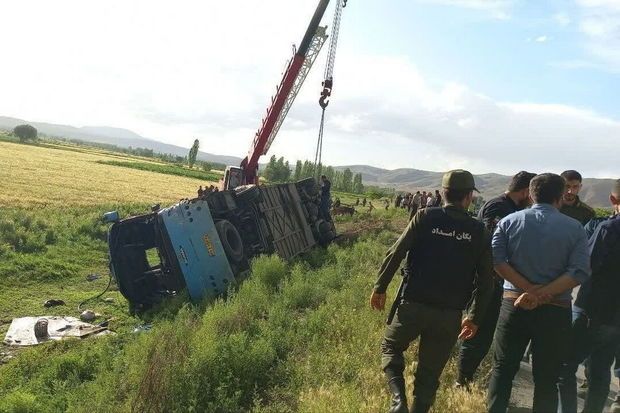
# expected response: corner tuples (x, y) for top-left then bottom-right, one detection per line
(3, 316), (113, 347)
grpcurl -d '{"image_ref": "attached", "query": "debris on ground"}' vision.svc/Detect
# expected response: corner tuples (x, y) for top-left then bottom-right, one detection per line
(43, 299), (66, 308)
(80, 310), (97, 322)
(103, 297), (114, 303)
(34, 318), (49, 340)
(86, 273), (101, 282)
(3, 316), (113, 346)
(0, 351), (15, 365)
(133, 324), (153, 333)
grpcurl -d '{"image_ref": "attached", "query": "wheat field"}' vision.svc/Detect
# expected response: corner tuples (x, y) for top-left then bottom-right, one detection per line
(0, 141), (215, 208)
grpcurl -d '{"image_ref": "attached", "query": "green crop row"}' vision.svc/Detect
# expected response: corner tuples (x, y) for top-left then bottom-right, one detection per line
(96, 160), (222, 182)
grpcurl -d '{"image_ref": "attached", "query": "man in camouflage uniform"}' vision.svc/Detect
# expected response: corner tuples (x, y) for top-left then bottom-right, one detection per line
(370, 170), (493, 413)
(560, 170), (595, 226)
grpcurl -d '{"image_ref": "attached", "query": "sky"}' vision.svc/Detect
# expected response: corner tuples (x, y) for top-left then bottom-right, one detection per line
(0, 0), (619, 178)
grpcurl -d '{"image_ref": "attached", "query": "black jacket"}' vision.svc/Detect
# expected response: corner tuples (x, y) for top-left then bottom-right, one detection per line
(374, 206), (494, 324)
(477, 193), (519, 234)
(575, 215), (620, 326)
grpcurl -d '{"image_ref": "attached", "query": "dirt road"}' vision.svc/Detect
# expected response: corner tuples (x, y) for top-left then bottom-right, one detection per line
(508, 361), (618, 412)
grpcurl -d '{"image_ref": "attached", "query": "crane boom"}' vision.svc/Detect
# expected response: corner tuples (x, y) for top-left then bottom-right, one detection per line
(264, 26), (328, 157)
(238, 0), (331, 186)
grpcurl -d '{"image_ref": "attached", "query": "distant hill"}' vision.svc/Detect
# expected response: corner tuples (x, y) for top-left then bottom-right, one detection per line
(336, 165), (614, 209)
(1, 116), (613, 208)
(0, 116), (243, 166)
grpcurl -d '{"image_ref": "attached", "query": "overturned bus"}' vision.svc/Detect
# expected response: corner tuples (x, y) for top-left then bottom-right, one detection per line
(105, 178), (336, 311)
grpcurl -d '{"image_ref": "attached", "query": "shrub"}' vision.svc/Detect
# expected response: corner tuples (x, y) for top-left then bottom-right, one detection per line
(44, 229), (57, 245)
(0, 390), (41, 413)
(252, 254), (288, 292)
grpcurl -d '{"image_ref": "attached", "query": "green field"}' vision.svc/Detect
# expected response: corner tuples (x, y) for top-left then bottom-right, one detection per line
(96, 160), (223, 182)
(0, 141), (489, 412)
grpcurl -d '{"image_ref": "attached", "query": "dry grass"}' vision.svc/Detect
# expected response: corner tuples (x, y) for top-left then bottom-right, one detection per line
(0, 141), (216, 207)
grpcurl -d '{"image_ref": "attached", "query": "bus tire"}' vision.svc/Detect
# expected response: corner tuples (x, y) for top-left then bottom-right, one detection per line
(215, 220), (244, 263)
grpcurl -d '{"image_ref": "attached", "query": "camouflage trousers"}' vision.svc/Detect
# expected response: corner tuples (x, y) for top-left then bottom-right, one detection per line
(381, 300), (461, 405)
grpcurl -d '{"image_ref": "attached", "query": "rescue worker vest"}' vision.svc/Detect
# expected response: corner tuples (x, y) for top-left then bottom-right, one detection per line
(402, 207), (485, 311)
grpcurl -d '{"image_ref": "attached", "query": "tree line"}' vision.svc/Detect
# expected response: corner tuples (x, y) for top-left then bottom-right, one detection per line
(263, 155), (365, 194)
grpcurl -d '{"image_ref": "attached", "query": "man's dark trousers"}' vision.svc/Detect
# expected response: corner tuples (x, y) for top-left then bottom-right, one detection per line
(557, 310), (620, 413)
(382, 300), (461, 407)
(487, 298), (571, 413)
(458, 280), (503, 384)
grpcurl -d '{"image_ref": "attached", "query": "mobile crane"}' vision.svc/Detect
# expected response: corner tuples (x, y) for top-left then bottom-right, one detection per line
(223, 0), (346, 189)
(105, 0), (347, 310)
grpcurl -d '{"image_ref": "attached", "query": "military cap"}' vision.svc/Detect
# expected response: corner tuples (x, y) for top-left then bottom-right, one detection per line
(442, 169), (480, 192)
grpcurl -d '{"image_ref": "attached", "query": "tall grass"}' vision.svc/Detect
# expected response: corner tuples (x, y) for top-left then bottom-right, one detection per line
(0, 228), (487, 412)
(0, 204), (158, 342)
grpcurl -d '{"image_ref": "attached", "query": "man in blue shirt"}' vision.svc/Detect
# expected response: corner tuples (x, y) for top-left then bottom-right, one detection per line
(558, 179), (620, 413)
(487, 173), (590, 413)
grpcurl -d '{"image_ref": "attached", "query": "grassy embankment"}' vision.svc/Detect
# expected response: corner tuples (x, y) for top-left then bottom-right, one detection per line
(0, 213), (488, 412)
(0, 138), (489, 412)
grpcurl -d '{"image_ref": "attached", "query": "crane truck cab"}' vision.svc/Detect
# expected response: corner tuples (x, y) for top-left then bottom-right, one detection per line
(221, 166), (244, 191)
(105, 178), (336, 311)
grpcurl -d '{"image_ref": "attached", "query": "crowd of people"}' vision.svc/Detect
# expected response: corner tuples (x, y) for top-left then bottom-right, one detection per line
(197, 184), (218, 197)
(394, 190), (443, 214)
(370, 169), (620, 413)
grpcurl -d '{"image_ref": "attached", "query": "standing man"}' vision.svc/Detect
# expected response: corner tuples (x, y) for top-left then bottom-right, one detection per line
(426, 192), (434, 209)
(457, 171), (536, 386)
(559, 170), (596, 401)
(420, 191), (427, 209)
(561, 170), (596, 226)
(319, 175), (332, 222)
(370, 170), (494, 413)
(412, 191), (422, 212)
(487, 173), (590, 413)
(395, 194), (402, 209)
(558, 179), (620, 413)
(404, 194), (411, 212)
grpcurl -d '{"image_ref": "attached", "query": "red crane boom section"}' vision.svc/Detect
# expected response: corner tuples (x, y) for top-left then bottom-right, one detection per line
(240, 0), (330, 185)
(240, 54), (305, 184)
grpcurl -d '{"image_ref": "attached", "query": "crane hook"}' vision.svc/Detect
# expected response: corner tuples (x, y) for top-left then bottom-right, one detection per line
(319, 78), (333, 109)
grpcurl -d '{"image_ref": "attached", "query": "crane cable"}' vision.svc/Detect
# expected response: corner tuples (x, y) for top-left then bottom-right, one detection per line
(314, 108), (326, 175)
(314, 0), (347, 177)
